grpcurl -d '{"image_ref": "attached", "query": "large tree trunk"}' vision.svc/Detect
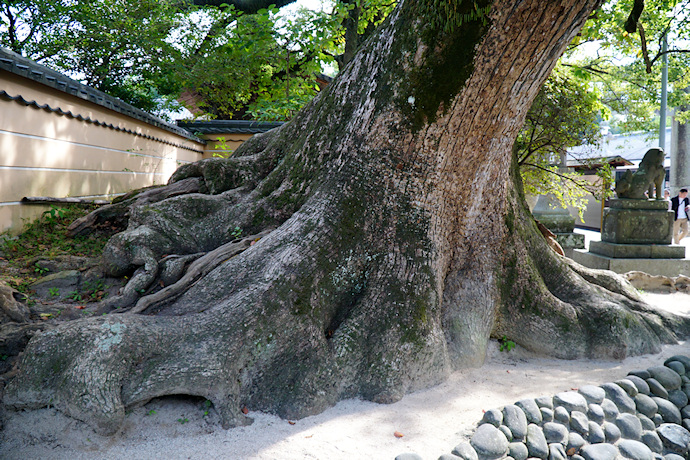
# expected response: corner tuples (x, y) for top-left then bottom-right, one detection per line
(5, 0), (690, 436)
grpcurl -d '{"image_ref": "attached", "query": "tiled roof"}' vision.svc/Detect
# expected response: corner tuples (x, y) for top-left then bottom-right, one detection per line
(177, 120), (284, 134)
(0, 47), (201, 143)
(569, 128), (672, 163)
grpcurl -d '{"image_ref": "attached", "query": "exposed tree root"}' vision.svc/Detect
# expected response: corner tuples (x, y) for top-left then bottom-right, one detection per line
(128, 229), (274, 314)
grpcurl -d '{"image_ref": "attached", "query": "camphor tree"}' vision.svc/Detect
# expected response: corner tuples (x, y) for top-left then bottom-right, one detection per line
(5, 0), (690, 436)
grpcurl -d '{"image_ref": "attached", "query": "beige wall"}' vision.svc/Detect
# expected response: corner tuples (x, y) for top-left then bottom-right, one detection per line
(567, 174), (605, 230)
(1, 71), (206, 235)
(200, 133), (253, 159)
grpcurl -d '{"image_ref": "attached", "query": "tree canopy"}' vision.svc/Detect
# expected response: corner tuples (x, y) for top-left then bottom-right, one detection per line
(0, 0), (394, 120)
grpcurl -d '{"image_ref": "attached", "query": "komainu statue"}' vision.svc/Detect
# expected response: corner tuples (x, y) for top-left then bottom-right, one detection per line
(615, 147), (666, 200)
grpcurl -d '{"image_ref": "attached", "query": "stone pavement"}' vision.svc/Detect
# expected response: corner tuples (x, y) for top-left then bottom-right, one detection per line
(397, 355), (690, 460)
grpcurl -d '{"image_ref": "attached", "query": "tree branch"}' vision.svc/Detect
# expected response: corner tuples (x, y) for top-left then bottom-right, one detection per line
(624, 0), (644, 34)
(522, 162), (595, 194)
(193, 0), (296, 14)
(638, 23), (653, 74)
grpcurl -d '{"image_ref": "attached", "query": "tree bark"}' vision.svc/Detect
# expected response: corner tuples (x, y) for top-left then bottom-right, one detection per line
(6, 0), (690, 436)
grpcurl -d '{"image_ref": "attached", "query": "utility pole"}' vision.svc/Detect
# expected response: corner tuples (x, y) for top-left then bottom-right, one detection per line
(660, 32), (668, 151)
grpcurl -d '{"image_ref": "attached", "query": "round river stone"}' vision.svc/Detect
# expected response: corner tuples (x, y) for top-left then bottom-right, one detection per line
(502, 405), (528, 441)
(525, 423), (548, 459)
(626, 375), (651, 395)
(587, 403), (605, 424)
(647, 366), (682, 391)
(641, 430), (663, 453)
(481, 409), (503, 427)
(616, 413), (643, 440)
(600, 398), (619, 422)
(634, 393), (658, 418)
(580, 443), (618, 460)
(646, 378), (669, 399)
(657, 423), (690, 455)
(652, 397), (682, 424)
(554, 392), (588, 413)
(470, 424), (509, 460)
(515, 398), (542, 425)
(615, 379), (639, 398)
(587, 421), (605, 444)
(601, 383), (636, 414)
(668, 389), (688, 408)
(451, 441), (479, 460)
(617, 439), (654, 460)
(666, 361), (686, 377)
(544, 422), (569, 444)
(579, 385), (606, 405)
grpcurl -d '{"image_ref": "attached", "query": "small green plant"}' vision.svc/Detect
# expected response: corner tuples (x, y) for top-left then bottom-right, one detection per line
(212, 137), (233, 158)
(48, 287), (60, 297)
(230, 226), (242, 239)
(42, 206), (65, 223)
(68, 290), (83, 302)
(146, 409), (157, 416)
(1, 354), (9, 361)
(499, 336), (516, 352)
(202, 399), (212, 416)
(177, 417), (189, 424)
(34, 264), (49, 275)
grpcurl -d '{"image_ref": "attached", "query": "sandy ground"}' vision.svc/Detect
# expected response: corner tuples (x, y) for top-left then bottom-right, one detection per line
(1, 291), (689, 460)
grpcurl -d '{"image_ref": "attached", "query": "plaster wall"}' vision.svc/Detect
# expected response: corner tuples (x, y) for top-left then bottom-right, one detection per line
(1, 71), (205, 235)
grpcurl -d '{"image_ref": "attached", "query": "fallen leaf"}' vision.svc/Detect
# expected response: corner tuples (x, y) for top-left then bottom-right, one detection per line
(241, 407), (249, 414)
(159, 280), (165, 288)
(566, 447), (577, 456)
(75, 305), (86, 310)
(394, 431), (404, 438)
(250, 240), (256, 246)
(288, 420), (296, 425)
(305, 435), (313, 438)
(506, 370), (510, 373)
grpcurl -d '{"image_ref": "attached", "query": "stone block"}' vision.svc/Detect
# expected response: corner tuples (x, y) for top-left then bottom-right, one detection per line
(533, 213), (575, 233)
(572, 250), (690, 277)
(608, 199), (670, 210)
(589, 241), (685, 259)
(601, 204), (673, 245)
(555, 233), (585, 250)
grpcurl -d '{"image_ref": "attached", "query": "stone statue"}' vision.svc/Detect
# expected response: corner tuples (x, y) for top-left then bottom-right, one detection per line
(615, 147), (666, 200)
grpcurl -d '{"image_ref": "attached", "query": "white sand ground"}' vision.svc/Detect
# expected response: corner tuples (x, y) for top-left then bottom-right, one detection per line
(1, 291), (689, 460)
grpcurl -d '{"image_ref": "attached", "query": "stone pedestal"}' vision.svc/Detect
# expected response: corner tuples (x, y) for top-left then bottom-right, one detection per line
(572, 198), (688, 276)
(532, 194), (584, 258)
(601, 199), (674, 245)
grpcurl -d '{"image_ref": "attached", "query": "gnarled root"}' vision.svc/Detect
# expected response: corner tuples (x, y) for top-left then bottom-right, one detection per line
(129, 229), (273, 314)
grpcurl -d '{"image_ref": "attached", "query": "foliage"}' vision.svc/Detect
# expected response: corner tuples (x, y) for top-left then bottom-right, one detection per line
(0, 0), (400, 121)
(168, 3), (343, 120)
(565, 0), (690, 130)
(516, 65), (609, 216)
(0, 205), (115, 291)
(499, 336), (515, 352)
(0, 0), (183, 113)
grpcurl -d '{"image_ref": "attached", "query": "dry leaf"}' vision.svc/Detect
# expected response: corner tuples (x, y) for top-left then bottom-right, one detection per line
(75, 305), (86, 310)
(394, 431), (404, 438)
(288, 420), (296, 425)
(566, 447), (577, 456)
(305, 435), (313, 439)
(241, 407), (249, 414)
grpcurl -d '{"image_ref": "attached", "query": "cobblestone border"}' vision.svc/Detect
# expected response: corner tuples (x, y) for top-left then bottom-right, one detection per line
(397, 355), (690, 460)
